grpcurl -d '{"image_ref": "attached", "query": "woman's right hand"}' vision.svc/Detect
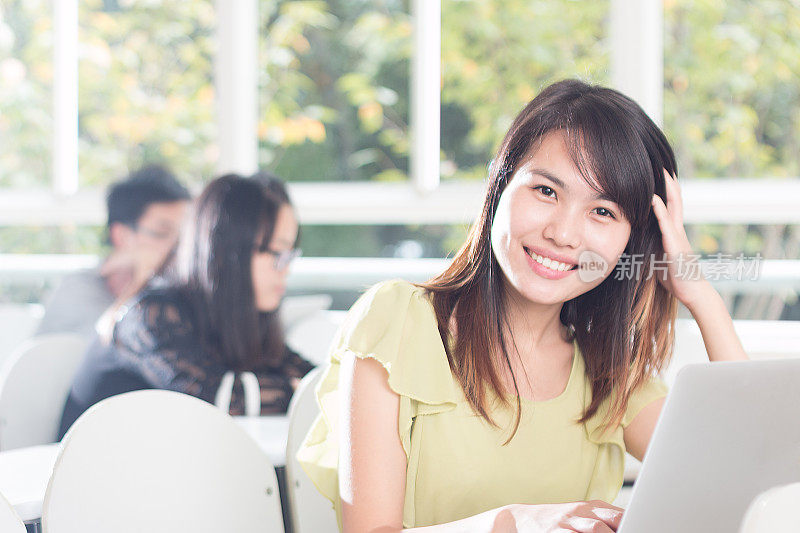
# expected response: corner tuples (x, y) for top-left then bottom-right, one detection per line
(494, 501), (623, 533)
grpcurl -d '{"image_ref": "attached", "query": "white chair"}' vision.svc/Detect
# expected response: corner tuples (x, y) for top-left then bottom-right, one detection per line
(0, 303), (44, 367)
(286, 368), (338, 533)
(0, 334), (88, 451)
(0, 490), (26, 533)
(666, 319), (800, 386)
(740, 482), (800, 532)
(42, 390), (284, 533)
(279, 294), (334, 332)
(285, 310), (346, 366)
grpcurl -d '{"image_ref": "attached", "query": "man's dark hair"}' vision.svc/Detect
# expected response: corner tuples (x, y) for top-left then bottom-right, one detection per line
(106, 164), (191, 229)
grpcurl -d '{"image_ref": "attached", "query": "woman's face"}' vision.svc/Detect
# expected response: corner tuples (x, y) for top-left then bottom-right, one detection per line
(490, 131), (632, 307)
(251, 204), (299, 312)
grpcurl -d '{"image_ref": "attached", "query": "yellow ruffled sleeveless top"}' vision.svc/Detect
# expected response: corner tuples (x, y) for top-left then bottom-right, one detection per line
(297, 280), (667, 529)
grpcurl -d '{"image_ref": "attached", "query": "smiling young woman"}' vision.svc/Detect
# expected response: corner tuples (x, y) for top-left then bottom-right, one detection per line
(297, 80), (748, 533)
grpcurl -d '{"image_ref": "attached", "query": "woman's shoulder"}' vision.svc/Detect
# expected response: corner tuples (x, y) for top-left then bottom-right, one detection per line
(114, 285), (198, 350)
(332, 279), (444, 366)
(132, 284), (190, 309)
(126, 285), (198, 323)
(359, 278), (429, 307)
(342, 279), (434, 336)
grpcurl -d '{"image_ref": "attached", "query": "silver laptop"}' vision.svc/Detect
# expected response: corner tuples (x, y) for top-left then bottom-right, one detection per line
(618, 358), (800, 533)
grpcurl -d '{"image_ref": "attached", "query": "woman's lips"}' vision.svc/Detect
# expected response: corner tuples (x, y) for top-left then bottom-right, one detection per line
(524, 247), (577, 280)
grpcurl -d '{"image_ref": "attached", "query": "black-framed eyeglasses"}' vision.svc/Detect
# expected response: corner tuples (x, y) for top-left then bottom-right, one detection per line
(260, 248), (302, 270)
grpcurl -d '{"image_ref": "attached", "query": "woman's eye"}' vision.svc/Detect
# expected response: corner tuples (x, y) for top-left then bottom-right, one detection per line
(534, 185), (556, 198)
(594, 207), (616, 219)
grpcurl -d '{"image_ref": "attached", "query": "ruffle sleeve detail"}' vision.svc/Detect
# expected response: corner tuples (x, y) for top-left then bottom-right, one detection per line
(582, 376), (668, 501)
(296, 279), (459, 510)
(621, 378), (668, 428)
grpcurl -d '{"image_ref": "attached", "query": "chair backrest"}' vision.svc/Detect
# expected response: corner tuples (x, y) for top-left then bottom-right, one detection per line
(286, 368), (338, 533)
(740, 482), (800, 532)
(280, 294), (333, 332)
(0, 334), (88, 451)
(285, 310), (346, 367)
(730, 320), (800, 359)
(42, 390), (284, 533)
(0, 303), (44, 367)
(666, 319), (800, 387)
(0, 490), (26, 533)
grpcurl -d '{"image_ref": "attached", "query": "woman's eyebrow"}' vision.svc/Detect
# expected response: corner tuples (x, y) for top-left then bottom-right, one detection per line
(531, 168), (615, 202)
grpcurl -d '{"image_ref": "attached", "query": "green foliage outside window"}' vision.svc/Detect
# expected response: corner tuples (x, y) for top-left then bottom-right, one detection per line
(76, 0), (217, 187)
(0, 0), (798, 264)
(0, 0), (52, 189)
(257, 0), (411, 182)
(664, 0), (800, 179)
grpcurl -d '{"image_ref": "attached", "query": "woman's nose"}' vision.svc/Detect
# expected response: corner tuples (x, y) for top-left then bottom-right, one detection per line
(542, 210), (581, 249)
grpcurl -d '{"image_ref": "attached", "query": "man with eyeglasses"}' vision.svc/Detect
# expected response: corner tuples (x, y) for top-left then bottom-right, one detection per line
(37, 165), (191, 339)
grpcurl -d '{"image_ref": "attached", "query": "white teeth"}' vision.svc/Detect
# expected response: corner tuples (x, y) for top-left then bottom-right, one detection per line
(528, 249), (573, 272)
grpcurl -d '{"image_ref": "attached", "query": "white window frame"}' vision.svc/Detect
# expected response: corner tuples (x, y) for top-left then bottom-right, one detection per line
(52, 0), (79, 196)
(1, 0), (799, 228)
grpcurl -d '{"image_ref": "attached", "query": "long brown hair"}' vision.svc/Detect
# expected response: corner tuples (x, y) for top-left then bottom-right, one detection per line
(173, 175), (289, 370)
(421, 80), (677, 440)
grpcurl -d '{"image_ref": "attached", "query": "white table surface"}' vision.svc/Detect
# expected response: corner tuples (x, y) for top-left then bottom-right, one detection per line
(0, 415), (290, 523)
(234, 415), (290, 467)
(0, 444), (59, 523)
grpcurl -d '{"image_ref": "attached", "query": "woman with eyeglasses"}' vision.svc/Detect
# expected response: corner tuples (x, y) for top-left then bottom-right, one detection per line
(58, 174), (311, 437)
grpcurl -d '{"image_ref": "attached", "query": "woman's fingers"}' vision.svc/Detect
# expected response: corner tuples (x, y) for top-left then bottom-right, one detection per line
(564, 516), (616, 532)
(653, 188), (693, 258)
(591, 506), (624, 528)
(563, 500), (623, 532)
(651, 194), (679, 252)
(586, 500), (623, 529)
(662, 169), (683, 224)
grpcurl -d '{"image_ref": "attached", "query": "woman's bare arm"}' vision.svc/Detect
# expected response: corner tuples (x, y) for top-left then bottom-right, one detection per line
(622, 397), (666, 462)
(339, 353), (407, 532)
(683, 281), (748, 362)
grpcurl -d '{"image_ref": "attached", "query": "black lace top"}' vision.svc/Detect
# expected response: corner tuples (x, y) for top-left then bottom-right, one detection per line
(59, 287), (314, 438)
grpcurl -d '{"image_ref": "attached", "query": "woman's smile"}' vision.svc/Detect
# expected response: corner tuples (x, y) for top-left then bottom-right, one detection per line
(523, 246), (579, 280)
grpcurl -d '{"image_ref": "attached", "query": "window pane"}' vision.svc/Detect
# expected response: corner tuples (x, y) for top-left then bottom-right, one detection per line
(78, 0), (217, 187)
(440, 0), (610, 181)
(257, 0), (411, 182)
(299, 223), (467, 258)
(0, 0), (53, 189)
(0, 225), (103, 255)
(664, 0), (800, 179)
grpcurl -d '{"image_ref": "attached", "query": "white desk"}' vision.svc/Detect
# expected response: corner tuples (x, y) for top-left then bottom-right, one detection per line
(236, 415), (290, 466)
(0, 444), (59, 524)
(0, 415), (290, 524)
